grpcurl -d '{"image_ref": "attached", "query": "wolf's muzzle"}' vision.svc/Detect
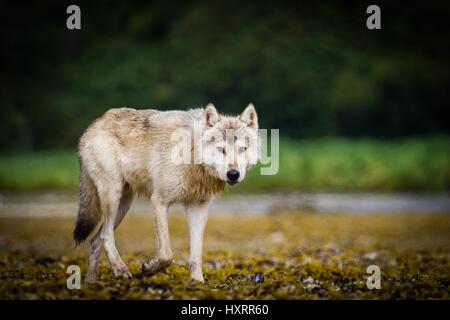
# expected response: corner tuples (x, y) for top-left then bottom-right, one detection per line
(226, 169), (240, 184)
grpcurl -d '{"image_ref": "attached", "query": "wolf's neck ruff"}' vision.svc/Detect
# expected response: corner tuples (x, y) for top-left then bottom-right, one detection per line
(182, 164), (226, 203)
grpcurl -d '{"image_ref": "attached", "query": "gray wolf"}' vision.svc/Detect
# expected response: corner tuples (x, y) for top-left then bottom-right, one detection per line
(73, 103), (259, 282)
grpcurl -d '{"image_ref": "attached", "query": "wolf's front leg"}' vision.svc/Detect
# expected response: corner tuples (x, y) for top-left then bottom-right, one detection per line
(142, 194), (173, 275)
(185, 201), (209, 283)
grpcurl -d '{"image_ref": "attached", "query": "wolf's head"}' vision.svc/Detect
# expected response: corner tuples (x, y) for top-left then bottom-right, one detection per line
(201, 103), (259, 185)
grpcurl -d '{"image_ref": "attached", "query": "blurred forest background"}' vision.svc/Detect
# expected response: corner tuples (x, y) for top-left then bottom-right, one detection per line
(1, 0), (449, 192)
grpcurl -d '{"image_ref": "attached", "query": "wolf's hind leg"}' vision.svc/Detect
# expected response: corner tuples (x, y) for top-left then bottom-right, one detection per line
(185, 202), (209, 283)
(85, 187), (133, 282)
(142, 194), (173, 275)
(114, 185), (134, 229)
(99, 185), (133, 279)
(85, 228), (103, 283)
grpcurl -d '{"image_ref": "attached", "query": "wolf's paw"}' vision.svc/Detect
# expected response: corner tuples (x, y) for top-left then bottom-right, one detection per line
(85, 272), (97, 284)
(112, 266), (133, 280)
(189, 262), (204, 283)
(141, 258), (173, 275)
(190, 274), (205, 283)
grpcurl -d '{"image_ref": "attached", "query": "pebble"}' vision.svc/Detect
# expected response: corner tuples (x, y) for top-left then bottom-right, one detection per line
(363, 251), (378, 260)
(249, 274), (264, 284)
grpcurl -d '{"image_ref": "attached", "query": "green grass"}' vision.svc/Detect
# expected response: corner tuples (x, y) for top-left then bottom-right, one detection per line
(1, 137), (449, 192)
(235, 136), (450, 193)
(0, 150), (79, 191)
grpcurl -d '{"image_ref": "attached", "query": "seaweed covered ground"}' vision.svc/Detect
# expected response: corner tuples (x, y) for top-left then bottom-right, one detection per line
(0, 213), (449, 299)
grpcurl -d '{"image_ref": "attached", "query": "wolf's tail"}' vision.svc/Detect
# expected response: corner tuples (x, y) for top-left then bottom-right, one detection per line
(73, 161), (101, 246)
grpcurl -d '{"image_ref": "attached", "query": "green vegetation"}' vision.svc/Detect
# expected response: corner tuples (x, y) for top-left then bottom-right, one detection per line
(1, 137), (449, 192)
(236, 136), (450, 193)
(0, 150), (79, 191)
(0, 213), (449, 299)
(2, 2), (449, 151)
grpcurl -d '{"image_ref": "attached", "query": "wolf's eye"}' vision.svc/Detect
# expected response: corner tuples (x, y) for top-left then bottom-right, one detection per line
(239, 146), (248, 153)
(217, 147), (225, 154)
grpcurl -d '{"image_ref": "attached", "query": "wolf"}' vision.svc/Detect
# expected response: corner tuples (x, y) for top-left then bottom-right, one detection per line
(73, 103), (259, 283)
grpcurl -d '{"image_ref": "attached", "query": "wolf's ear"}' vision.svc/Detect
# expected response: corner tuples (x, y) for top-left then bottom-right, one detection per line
(240, 103), (258, 129)
(204, 103), (220, 127)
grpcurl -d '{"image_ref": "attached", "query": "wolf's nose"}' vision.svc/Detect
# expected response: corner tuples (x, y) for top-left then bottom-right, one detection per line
(227, 169), (240, 181)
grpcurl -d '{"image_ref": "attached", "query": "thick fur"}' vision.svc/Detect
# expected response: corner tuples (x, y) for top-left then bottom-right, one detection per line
(73, 162), (101, 245)
(74, 103), (259, 282)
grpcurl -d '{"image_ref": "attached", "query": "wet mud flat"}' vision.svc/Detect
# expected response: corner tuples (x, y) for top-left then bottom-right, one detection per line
(1, 192), (450, 217)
